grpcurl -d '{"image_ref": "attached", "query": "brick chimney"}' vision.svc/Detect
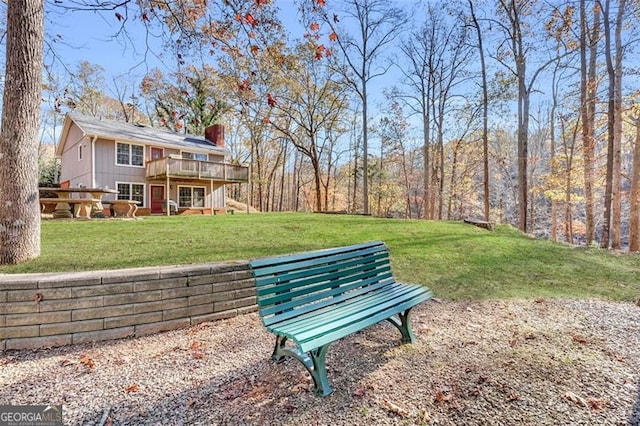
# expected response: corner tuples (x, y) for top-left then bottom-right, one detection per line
(204, 124), (224, 148)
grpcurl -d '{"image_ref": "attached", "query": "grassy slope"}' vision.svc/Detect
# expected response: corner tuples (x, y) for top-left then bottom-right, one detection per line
(1, 213), (638, 301)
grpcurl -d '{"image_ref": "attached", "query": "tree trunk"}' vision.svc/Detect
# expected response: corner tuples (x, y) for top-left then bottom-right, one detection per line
(0, 0), (45, 264)
(422, 107), (431, 219)
(629, 118), (640, 252)
(362, 78), (369, 215)
(550, 106), (557, 242)
(601, 0), (614, 248)
(469, 0), (490, 222)
(580, 0), (599, 246)
(610, 0), (626, 250)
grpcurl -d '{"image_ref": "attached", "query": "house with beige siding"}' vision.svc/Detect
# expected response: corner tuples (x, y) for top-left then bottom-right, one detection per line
(56, 113), (248, 216)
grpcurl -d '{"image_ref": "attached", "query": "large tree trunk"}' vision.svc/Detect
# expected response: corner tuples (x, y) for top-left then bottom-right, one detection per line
(601, 0), (615, 248)
(629, 118), (640, 252)
(0, 1), (45, 264)
(580, 0), (599, 246)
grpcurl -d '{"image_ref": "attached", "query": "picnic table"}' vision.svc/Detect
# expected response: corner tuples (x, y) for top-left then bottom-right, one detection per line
(39, 187), (118, 219)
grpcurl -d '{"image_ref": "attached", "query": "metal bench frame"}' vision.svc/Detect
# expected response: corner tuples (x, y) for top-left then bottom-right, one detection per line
(249, 241), (432, 396)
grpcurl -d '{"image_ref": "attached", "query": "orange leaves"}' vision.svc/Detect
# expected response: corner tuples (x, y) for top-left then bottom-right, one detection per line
(124, 384), (140, 393)
(190, 341), (204, 359)
(315, 44), (331, 60)
(79, 355), (95, 369)
(435, 389), (453, 404)
(310, 22), (320, 32)
(267, 93), (276, 107)
(234, 13), (258, 27)
(316, 0), (326, 6)
(238, 79), (252, 92)
(572, 335), (588, 344)
(250, 45), (260, 56)
(329, 31), (338, 42)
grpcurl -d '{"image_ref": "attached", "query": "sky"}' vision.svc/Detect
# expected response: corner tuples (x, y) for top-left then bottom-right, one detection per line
(41, 0), (401, 150)
(46, 1), (308, 81)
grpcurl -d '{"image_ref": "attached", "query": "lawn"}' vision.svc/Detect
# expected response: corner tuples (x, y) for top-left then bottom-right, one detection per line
(1, 213), (639, 301)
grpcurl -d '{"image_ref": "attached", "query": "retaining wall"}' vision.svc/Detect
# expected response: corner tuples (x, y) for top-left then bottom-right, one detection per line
(0, 262), (257, 351)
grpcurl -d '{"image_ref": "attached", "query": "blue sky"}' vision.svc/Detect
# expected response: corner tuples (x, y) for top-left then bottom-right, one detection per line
(46, 1), (306, 80)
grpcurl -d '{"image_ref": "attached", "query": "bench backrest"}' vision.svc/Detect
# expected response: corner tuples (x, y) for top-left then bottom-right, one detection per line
(249, 241), (395, 327)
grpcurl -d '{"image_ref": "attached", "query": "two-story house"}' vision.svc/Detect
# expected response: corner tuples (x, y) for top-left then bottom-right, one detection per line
(56, 113), (249, 216)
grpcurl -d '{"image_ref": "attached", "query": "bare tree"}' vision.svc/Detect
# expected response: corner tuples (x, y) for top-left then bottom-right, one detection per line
(468, 0), (491, 222)
(0, 0), (45, 264)
(492, 0), (565, 233)
(268, 44), (349, 212)
(323, 0), (406, 215)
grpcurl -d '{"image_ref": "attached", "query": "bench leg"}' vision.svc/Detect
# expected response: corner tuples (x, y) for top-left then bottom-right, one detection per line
(270, 336), (333, 396)
(386, 307), (416, 343)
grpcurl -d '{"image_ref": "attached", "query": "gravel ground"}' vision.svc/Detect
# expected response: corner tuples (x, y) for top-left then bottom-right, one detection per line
(1, 299), (639, 426)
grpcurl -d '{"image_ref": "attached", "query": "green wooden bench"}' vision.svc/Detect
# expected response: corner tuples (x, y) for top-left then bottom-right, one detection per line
(249, 241), (433, 396)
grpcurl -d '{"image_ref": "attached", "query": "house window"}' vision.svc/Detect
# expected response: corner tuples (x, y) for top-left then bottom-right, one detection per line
(117, 182), (145, 206)
(116, 142), (144, 167)
(178, 186), (205, 208)
(78, 145), (84, 161)
(182, 151), (208, 161)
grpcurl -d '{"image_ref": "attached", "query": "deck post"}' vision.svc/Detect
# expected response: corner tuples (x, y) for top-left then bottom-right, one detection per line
(166, 175), (170, 217)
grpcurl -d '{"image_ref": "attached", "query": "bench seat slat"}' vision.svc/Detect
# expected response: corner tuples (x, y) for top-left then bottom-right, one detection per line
(267, 281), (413, 332)
(260, 276), (395, 326)
(298, 289), (432, 352)
(271, 283), (427, 339)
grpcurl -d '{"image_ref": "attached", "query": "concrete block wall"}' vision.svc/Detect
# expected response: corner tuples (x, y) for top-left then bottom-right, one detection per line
(0, 262), (257, 351)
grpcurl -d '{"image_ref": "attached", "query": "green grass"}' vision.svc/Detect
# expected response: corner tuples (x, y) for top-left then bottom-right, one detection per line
(1, 213), (639, 301)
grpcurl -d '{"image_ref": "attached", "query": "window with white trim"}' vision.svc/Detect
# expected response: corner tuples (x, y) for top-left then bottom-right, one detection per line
(178, 186), (205, 208)
(116, 142), (144, 166)
(181, 151), (208, 161)
(117, 182), (145, 206)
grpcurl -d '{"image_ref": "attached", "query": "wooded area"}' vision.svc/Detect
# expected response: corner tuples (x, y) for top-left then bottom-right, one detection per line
(2, 0), (640, 264)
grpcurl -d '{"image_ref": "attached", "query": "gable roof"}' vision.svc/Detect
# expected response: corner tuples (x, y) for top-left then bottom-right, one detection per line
(56, 113), (227, 157)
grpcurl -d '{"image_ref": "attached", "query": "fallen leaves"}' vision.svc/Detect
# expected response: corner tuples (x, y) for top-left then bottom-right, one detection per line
(564, 391), (588, 407)
(124, 384), (139, 393)
(435, 389), (453, 404)
(587, 398), (608, 411)
(572, 335), (588, 344)
(79, 355), (95, 369)
(190, 341), (205, 359)
(380, 399), (410, 417)
(352, 387), (367, 397)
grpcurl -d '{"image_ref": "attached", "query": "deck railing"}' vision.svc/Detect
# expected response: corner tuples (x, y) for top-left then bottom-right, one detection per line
(146, 157), (249, 182)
